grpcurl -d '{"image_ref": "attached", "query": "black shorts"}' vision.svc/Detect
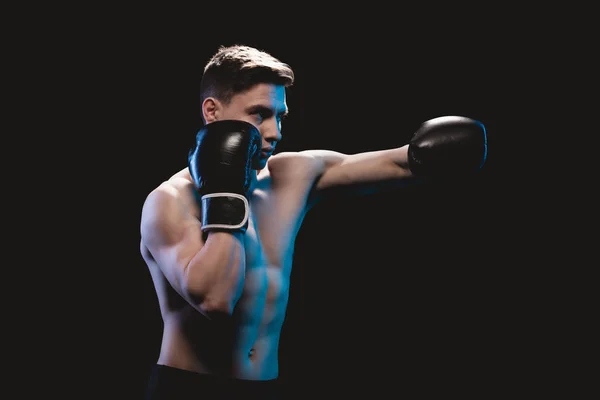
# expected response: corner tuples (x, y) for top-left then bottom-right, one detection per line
(145, 364), (283, 400)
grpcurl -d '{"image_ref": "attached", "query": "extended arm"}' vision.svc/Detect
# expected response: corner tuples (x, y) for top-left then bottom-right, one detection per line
(306, 116), (487, 202)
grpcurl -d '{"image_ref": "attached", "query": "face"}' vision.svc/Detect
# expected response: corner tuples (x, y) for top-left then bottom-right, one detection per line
(203, 83), (288, 169)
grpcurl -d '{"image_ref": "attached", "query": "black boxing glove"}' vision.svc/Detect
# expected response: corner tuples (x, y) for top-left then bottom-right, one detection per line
(407, 116), (488, 178)
(188, 120), (262, 233)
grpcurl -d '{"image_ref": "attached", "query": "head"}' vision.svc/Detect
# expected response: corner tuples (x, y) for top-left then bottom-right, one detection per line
(200, 45), (295, 168)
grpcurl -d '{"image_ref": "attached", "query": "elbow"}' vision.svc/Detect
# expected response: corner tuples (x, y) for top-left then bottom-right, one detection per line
(181, 270), (239, 317)
(180, 241), (245, 317)
(198, 295), (236, 317)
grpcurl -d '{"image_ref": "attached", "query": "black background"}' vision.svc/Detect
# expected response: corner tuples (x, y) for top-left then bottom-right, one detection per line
(14, 7), (583, 398)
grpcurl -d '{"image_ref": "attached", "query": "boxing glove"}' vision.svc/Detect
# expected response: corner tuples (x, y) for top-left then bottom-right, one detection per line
(188, 120), (262, 233)
(407, 116), (487, 178)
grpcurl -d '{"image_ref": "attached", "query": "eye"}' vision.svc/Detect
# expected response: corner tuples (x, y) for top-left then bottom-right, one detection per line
(251, 111), (269, 122)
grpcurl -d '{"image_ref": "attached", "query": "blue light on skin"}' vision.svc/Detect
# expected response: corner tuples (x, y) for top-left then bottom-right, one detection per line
(475, 120), (488, 170)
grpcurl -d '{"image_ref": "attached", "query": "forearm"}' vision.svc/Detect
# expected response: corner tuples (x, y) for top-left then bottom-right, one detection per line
(341, 145), (411, 172)
(183, 231), (246, 316)
(182, 119), (259, 316)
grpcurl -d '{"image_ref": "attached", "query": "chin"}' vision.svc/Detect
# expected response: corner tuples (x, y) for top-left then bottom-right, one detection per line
(259, 158), (269, 169)
(253, 157), (269, 170)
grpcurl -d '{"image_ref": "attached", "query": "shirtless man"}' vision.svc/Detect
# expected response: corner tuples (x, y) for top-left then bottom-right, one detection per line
(140, 45), (487, 399)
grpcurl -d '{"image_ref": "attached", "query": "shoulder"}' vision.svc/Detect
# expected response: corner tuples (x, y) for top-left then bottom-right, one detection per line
(141, 168), (195, 219)
(140, 169), (200, 245)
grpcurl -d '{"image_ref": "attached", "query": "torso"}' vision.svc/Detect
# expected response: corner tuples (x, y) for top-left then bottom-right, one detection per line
(141, 152), (322, 380)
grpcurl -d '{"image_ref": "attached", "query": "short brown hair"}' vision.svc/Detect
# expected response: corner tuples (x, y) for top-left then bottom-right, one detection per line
(200, 45), (295, 106)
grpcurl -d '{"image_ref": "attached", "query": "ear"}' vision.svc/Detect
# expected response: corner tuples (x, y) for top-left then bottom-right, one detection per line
(202, 97), (220, 123)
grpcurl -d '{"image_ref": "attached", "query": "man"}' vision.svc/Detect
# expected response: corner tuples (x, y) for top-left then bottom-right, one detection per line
(140, 44), (487, 399)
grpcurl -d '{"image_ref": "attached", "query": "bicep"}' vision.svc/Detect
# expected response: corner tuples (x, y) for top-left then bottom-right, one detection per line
(140, 185), (204, 292)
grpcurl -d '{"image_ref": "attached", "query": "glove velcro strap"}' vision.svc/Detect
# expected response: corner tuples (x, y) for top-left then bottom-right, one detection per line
(200, 193), (249, 232)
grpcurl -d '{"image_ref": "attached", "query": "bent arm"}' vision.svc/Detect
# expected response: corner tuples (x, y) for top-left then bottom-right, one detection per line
(304, 146), (414, 202)
(140, 182), (245, 317)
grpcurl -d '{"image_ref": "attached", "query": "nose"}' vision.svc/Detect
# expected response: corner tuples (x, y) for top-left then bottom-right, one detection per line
(262, 119), (282, 144)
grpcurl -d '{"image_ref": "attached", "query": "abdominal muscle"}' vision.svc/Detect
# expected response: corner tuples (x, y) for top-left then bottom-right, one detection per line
(150, 257), (290, 381)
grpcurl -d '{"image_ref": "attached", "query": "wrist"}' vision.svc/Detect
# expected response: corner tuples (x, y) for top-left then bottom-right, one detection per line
(201, 192), (250, 233)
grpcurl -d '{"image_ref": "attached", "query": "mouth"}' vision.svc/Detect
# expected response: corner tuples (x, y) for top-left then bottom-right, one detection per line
(260, 148), (274, 158)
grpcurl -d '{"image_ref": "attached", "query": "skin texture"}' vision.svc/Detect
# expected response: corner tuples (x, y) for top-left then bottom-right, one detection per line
(140, 82), (414, 380)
